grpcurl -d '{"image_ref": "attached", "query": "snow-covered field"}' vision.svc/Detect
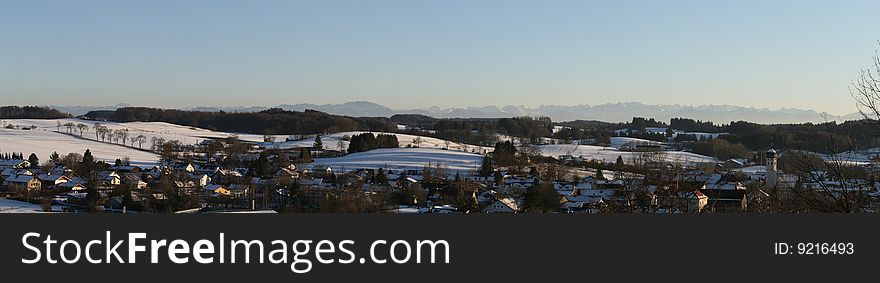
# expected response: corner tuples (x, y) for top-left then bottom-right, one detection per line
(0, 118), (717, 169)
(816, 148), (880, 165)
(3, 118), (269, 145)
(311, 148), (483, 173)
(0, 127), (160, 167)
(613, 128), (725, 140)
(0, 198), (50, 213)
(2, 119), (490, 155)
(608, 137), (660, 149)
(538, 144), (718, 165)
(261, 131), (493, 154)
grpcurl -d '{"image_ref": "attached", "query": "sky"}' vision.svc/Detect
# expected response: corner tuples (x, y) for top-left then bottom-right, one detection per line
(1, 0), (879, 114)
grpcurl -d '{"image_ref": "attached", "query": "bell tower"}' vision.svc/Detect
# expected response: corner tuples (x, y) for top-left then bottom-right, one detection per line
(765, 148), (778, 188)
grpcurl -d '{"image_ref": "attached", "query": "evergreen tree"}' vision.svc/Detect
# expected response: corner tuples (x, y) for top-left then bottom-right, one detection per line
(81, 149), (99, 212)
(313, 135), (323, 150)
(254, 152), (272, 177)
(376, 168), (388, 184)
(478, 155), (493, 176)
(49, 151), (60, 165)
(28, 153), (39, 168)
(523, 184), (561, 213)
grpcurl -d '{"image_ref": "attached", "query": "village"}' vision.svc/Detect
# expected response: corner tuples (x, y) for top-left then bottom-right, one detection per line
(2, 115), (879, 214)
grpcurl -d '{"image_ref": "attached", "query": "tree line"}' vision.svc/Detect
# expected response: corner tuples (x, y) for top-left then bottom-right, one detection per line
(92, 107), (395, 135)
(347, 133), (400, 153)
(0, 106), (70, 119)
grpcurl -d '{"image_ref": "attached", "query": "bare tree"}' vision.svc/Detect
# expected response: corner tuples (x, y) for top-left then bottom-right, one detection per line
(337, 139), (346, 153)
(92, 123), (101, 140)
(133, 135), (147, 148)
(851, 42), (880, 121)
(76, 124), (88, 136)
(120, 129), (129, 145)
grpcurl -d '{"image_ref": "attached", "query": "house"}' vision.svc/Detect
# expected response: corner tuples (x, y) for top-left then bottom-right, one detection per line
(121, 174), (148, 190)
(228, 184), (250, 198)
(5, 175), (42, 193)
(482, 197), (521, 213)
(466, 175), (495, 184)
(0, 159), (30, 170)
(108, 165), (142, 173)
(211, 169), (244, 183)
(173, 180), (198, 193)
(274, 168), (300, 179)
(195, 174), (212, 187)
(560, 193), (603, 213)
(2, 168), (34, 179)
(169, 162), (196, 173)
(203, 185), (231, 197)
(37, 173), (71, 189)
(679, 190), (708, 212)
(194, 164), (220, 175)
(723, 159), (747, 169)
(97, 171), (122, 188)
(58, 180), (87, 192)
(503, 177), (538, 190)
(699, 188), (748, 212)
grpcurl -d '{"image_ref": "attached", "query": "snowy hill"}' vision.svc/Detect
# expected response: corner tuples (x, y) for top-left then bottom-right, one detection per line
(537, 144), (717, 165)
(0, 126), (160, 167)
(0, 119), (489, 167)
(311, 148), (483, 173)
(261, 131), (493, 154)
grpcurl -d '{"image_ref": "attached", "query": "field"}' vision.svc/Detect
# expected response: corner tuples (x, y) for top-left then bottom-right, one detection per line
(0, 126), (160, 167)
(538, 144), (718, 165)
(261, 131), (493, 154)
(311, 148), (483, 173)
(0, 118), (718, 169)
(0, 198), (50, 213)
(0, 119), (491, 166)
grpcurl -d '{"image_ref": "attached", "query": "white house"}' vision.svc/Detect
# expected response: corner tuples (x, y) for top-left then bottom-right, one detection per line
(482, 197), (521, 213)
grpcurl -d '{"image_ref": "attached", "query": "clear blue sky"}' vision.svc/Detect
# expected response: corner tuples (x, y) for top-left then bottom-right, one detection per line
(1, 0), (878, 114)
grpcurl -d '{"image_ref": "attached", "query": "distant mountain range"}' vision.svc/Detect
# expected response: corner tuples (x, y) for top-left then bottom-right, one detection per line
(46, 101), (864, 124)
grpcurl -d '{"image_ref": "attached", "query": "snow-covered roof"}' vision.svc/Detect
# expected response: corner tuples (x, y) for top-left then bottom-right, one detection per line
(0, 159), (28, 167)
(5, 174), (37, 183)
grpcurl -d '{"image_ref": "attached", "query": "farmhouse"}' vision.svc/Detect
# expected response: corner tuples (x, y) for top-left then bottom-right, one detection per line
(4, 174), (42, 193)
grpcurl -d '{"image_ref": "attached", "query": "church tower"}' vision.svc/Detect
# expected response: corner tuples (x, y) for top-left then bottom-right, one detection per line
(765, 148), (778, 189)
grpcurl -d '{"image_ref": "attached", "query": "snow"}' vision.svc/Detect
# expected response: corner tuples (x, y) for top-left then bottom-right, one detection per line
(2, 118), (268, 145)
(0, 198), (50, 213)
(261, 131), (493, 154)
(817, 148), (880, 165)
(1, 118), (491, 167)
(311, 148), (483, 173)
(537, 144), (718, 165)
(0, 127), (160, 167)
(609, 137), (660, 149)
(0, 118), (718, 169)
(613, 128), (724, 140)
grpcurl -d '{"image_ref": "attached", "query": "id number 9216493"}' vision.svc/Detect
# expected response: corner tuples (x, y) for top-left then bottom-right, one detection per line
(773, 242), (854, 255)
